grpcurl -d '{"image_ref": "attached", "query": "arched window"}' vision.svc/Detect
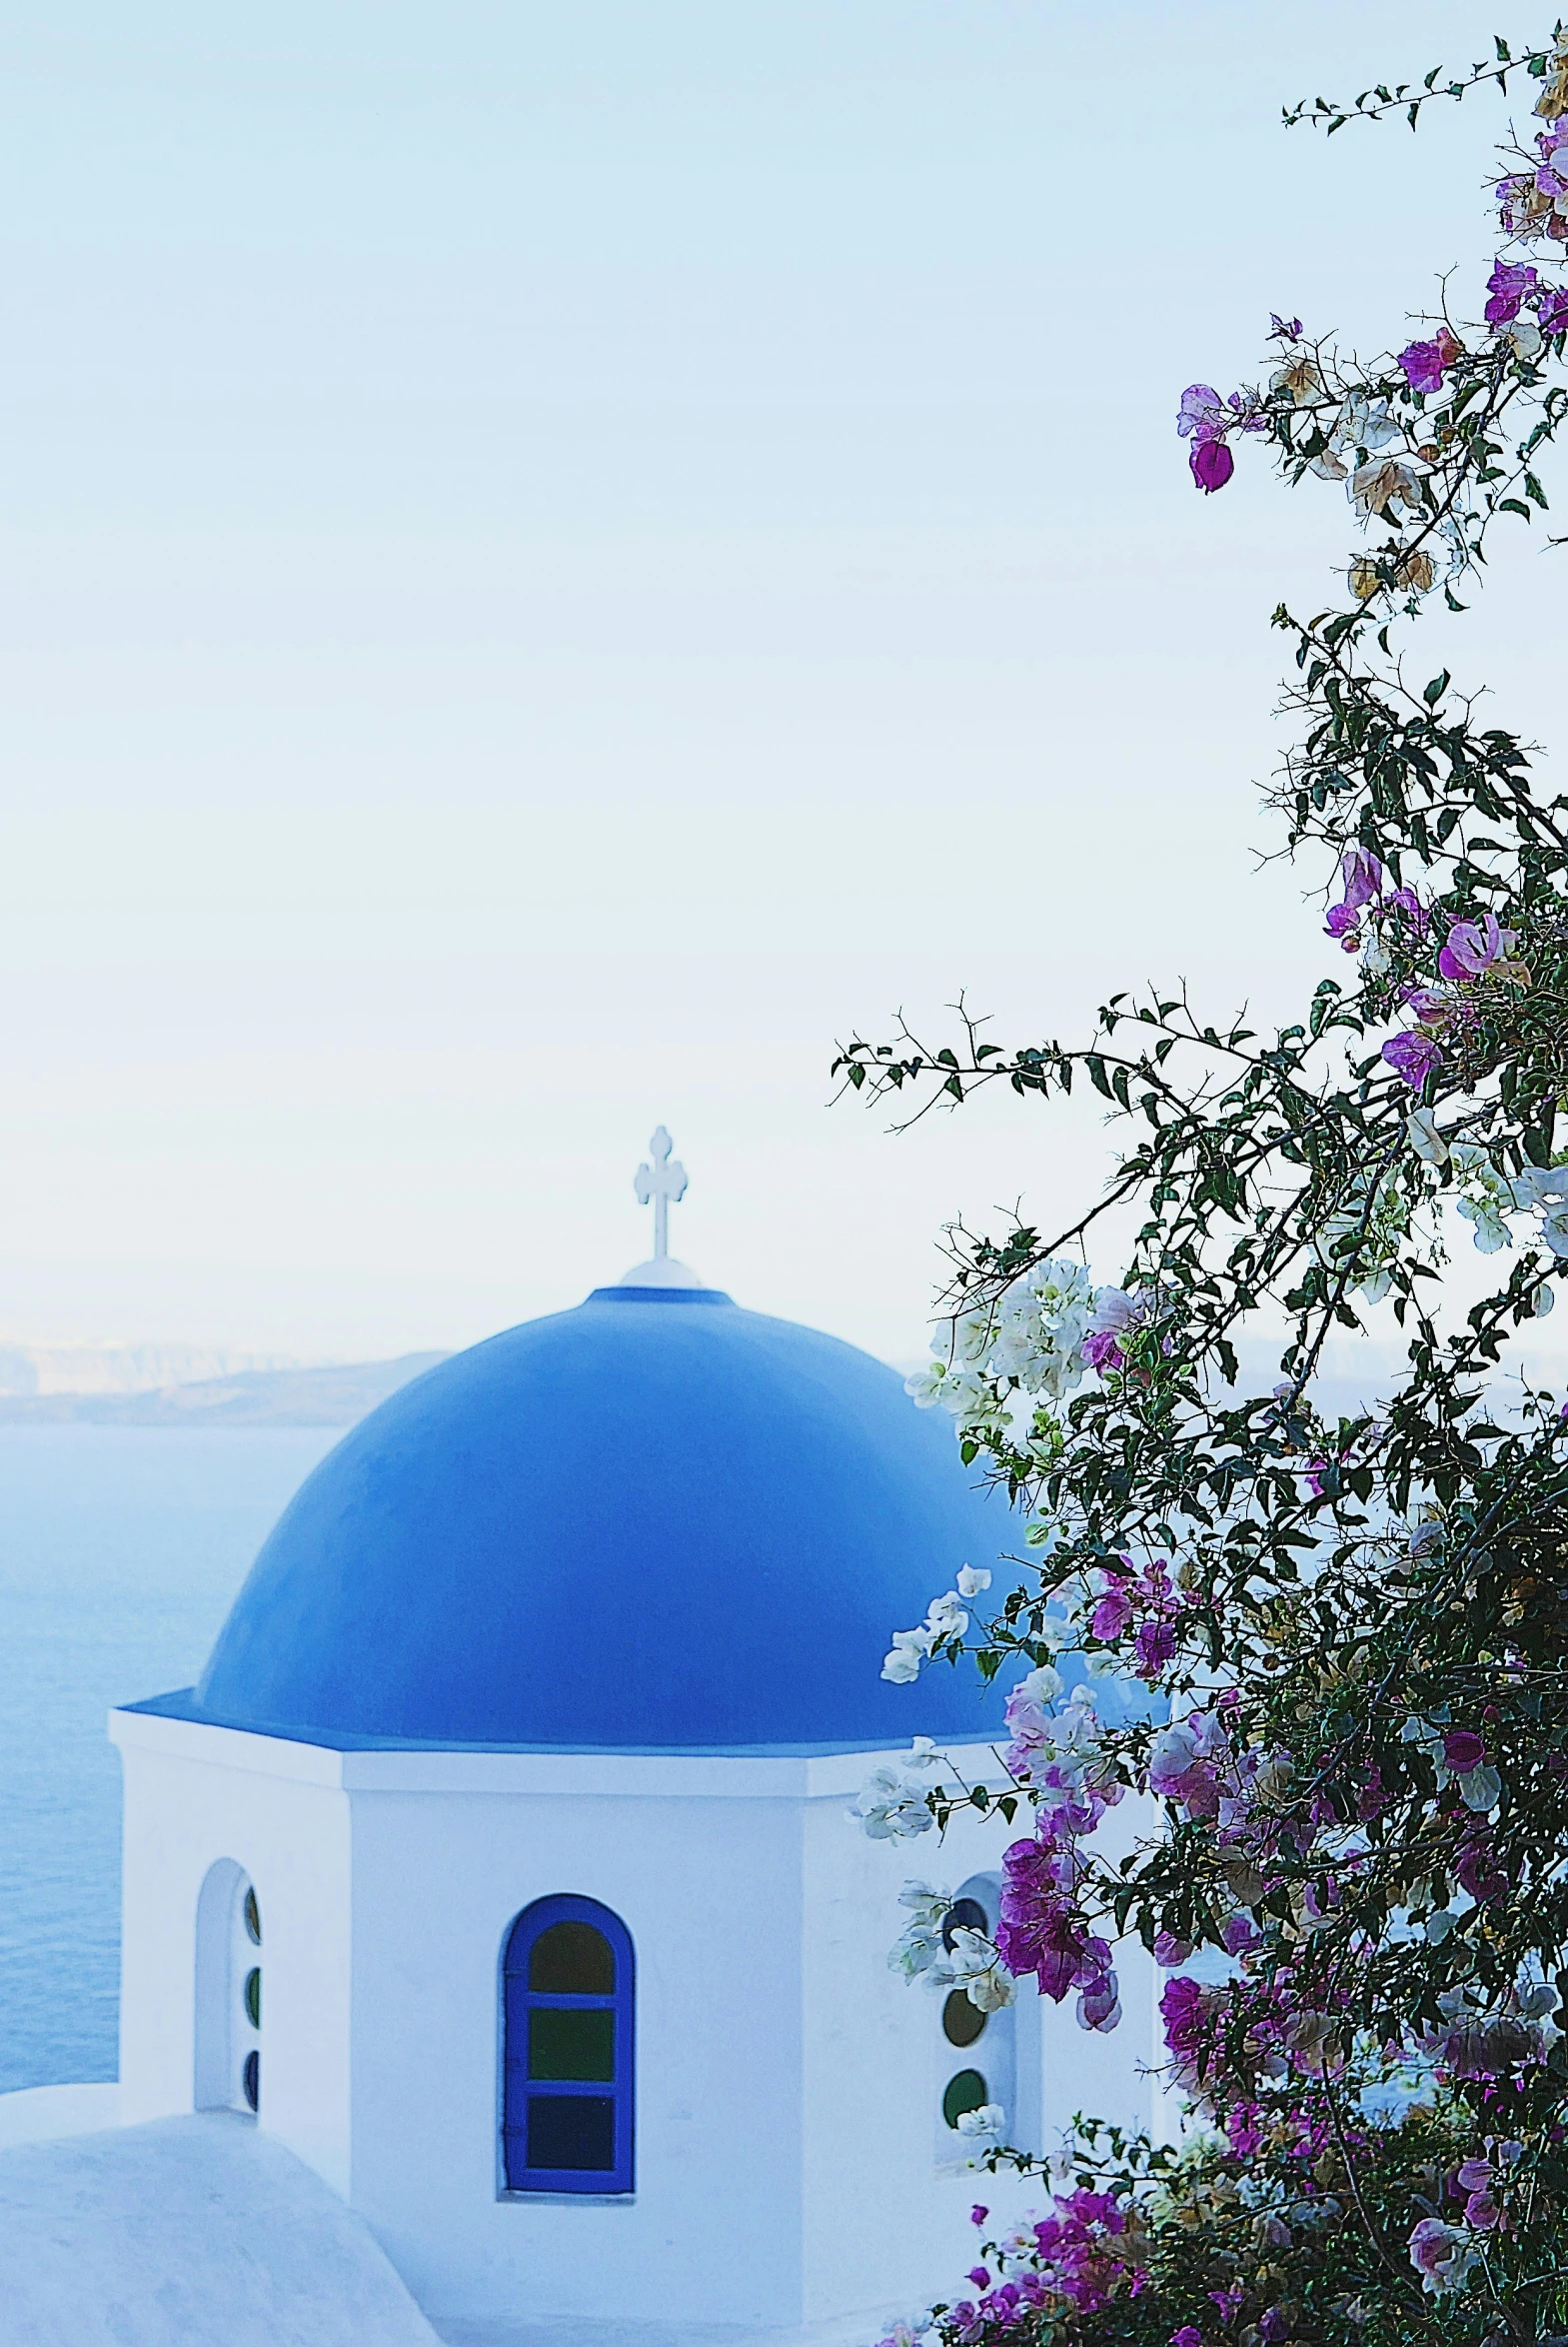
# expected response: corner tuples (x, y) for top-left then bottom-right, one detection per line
(501, 1896), (634, 2195)
(935, 1873), (1016, 2162)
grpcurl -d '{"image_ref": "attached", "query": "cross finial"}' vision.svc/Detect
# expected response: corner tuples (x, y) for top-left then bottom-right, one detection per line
(634, 1127), (688, 1260)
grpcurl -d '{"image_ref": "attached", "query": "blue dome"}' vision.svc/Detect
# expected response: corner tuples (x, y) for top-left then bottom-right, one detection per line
(157, 1287), (1021, 1754)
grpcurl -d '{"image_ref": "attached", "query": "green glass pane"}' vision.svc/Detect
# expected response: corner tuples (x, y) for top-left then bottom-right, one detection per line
(941, 1988), (986, 2049)
(941, 2068), (988, 2130)
(244, 1968), (261, 2029)
(529, 2006), (615, 2082)
(529, 1921), (615, 1994)
(244, 1888), (262, 1947)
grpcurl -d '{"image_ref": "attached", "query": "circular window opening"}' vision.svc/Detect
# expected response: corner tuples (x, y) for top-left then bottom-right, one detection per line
(244, 1889), (262, 1947)
(941, 1987), (987, 2049)
(242, 2050), (260, 2113)
(941, 2068), (988, 2130)
(941, 1897), (988, 1952)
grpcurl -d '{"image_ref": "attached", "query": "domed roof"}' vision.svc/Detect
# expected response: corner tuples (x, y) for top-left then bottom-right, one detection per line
(165, 1285), (1021, 1754)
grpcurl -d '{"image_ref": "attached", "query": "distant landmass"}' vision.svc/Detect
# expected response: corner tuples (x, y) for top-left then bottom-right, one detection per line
(0, 1354), (449, 1429)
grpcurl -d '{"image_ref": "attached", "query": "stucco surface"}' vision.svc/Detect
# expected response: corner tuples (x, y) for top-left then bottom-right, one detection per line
(0, 2111), (441, 2345)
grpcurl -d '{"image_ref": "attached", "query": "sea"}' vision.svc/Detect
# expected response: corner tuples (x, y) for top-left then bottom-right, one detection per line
(0, 1426), (338, 2094)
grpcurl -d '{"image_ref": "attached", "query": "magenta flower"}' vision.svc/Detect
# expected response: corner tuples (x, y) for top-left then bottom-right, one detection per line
(969, 2204), (988, 2227)
(1153, 1928), (1192, 1967)
(1083, 1328), (1124, 1373)
(1190, 437), (1234, 493)
(1398, 325), (1462, 393)
(1542, 285), (1568, 336)
(1385, 884), (1428, 930)
(1438, 911), (1516, 980)
(1444, 1728), (1487, 1772)
(1465, 2187), (1501, 2230)
(1171, 2329), (1204, 2347)
(1258, 2311), (1291, 2343)
(1324, 901), (1359, 946)
(1382, 1031), (1443, 1090)
(1135, 1617), (1178, 1677)
(966, 2267), (991, 2290)
(1485, 260), (1539, 325)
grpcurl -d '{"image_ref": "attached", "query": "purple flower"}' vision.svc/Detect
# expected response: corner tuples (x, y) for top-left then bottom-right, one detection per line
(1444, 1729), (1487, 1772)
(969, 2203), (988, 2226)
(1177, 384), (1229, 440)
(1382, 1031), (1443, 1090)
(1171, 2329), (1204, 2347)
(1485, 260), (1539, 325)
(1190, 437), (1234, 494)
(1339, 843), (1384, 912)
(1091, 1583), (1133, 1641)
(1083, 1328), (1124, 1373)
(1465, 2187), (1501, 2230)
(1269, 314), (1304, 341)
(1398, 326), (1462, 393)
(1324, 901), (1359, 945)
(1542, 285), (1568, 337)
(1134, 1617), (1178, 1678)
(1153, 1928), (1192, 1967)
(1438, 911), (1516, 980)
(966, 2267), (991, 2290)
(1258, 2311), (1291, 2343)
(1385, 885), (1428, 931)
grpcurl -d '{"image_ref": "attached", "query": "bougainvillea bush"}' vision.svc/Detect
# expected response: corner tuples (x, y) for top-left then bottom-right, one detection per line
(843, 32), (1568, 2347)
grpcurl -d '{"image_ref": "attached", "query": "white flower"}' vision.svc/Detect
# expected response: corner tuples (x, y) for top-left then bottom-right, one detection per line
(888, 1881), (952, 1979)
(930, 1926), (1016, 2013)
(850, 1741), (941, 1839)
(1407, 1108), (1450, 1167)
(1350, 458), (1425, 523)
(904, 1360), (949, 1409)
(1449, 1144), (1518, 1255)
(955, 1564), (991, 1599)
(1459, 1762), (1503, 1814)
(881, 1632), (928, 1684)
(955, 2102), (1006, 2141)
(1333, 393), (1401, 453)
(1508, 315), (1545, 359)
(1510, 1164), (1568, 1257)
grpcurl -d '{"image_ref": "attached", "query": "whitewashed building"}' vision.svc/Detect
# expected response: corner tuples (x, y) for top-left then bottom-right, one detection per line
(30, 1142), (1163, 2345)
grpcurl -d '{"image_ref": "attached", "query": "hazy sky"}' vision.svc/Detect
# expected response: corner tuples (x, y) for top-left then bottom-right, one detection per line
(1, 1), (1560, 1361)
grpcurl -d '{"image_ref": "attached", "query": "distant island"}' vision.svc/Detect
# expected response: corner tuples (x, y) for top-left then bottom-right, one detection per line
(0, 1353), (449, 1428)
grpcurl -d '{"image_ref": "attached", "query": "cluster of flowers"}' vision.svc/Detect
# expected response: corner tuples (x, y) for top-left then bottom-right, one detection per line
(1493, 32), (1568, 246)
(880, 1565), (992, 1685)
(994, 1671), (1123, 2032)
(1075, 1555), (1184, 1683)
(888, 1880), (1016, 2019)
(1408, 2139), (1524, 2295)
(906, 1266), (1154, 1444)
(906, 2189), (1147, 2344)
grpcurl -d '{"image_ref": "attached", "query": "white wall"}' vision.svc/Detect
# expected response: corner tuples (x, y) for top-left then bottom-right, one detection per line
(112, 1713), (355, 2196)
(111, 1716), (1168, 2345)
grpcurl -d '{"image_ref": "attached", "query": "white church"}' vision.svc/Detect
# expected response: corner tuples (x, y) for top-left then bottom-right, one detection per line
(0, 1137), (1161, 2347)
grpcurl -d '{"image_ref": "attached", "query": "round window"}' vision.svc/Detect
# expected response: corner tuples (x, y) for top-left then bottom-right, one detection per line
(941, 1987), (987, 2049)
(244, 1888), (262, 1946)
(244, 1968), (261, 2029)
(941, 1896), (988, 1951)
(243, 2050), (260, 2112)
(941, 2067), (988, 2130)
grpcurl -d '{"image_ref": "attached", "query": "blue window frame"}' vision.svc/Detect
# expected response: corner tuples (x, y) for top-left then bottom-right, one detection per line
(502, 1895), (635, 2195)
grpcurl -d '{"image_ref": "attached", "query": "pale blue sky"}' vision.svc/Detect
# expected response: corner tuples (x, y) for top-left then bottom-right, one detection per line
(0, 2), (1557, 1358)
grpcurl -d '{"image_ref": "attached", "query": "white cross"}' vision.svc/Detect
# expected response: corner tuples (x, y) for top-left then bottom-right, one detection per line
(634, 1127), (688, 1259)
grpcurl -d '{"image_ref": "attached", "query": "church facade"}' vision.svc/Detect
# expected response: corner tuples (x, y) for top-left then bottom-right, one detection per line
(100, 1184), (1161, 2344)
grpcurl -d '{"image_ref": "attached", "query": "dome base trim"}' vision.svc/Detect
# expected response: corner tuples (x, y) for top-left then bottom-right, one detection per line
(121, 1687), (1002, 1762)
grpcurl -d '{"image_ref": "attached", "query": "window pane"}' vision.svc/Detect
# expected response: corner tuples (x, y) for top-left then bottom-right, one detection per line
(527, 2093), (616, 2171)
(941, 1989), (986, 2050)
(941, 1897), (988, 1952)
(529, 1921), (615, 1994)
(941, 2068), (988, 2130)
(530, 2007), (614, 2082)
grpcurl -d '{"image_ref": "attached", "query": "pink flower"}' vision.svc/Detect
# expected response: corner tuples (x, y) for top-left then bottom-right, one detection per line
(1456, 2157), (1491, 2193)
(1083, 1328), (1124, 1373)
(1177, 384), (1229, 439)
(1408, 2215), (1461, 2279)
(1382, 1031), (1443, 1090)
(1465, 2187), (1501, 2230)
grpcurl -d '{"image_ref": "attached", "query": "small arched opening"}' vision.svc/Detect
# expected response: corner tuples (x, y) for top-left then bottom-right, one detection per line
(935, 1871), (1016, 2162)
(194, 1858), (262, 2116)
